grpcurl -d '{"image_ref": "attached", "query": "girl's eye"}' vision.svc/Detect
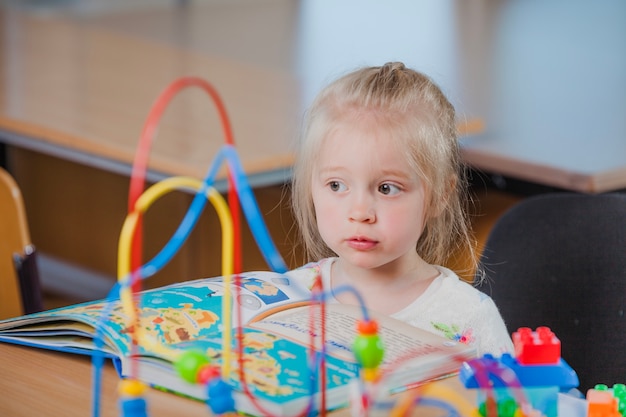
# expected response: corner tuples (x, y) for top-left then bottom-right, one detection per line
(329, 181), (346, 192)
(379, 183), (401, 195)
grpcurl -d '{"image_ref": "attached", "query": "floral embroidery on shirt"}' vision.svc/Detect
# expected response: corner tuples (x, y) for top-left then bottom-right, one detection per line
(432, 322), (475, 345)
(296, 261), (322, 291)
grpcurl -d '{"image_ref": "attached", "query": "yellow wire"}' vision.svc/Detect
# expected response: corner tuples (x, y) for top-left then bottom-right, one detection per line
(391, 382), (477, 417)
(117, 176), (234, 375)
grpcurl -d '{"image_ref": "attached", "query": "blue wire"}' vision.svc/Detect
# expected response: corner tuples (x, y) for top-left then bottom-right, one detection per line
(92, 144), (289, 415)
(91, 282), (122, 417)
(221, 145), (288, 273)
(322, 284), (370, 322)
(92, 281), (372, 417)
(305, 350), (320, 416)
(91, 348), (104, 417)
(135, 146), (225, 279)
(415, 397), (461, 416)
(134, 144), (287, 282)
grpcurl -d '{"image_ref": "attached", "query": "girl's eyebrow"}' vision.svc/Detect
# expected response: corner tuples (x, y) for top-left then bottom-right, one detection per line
(316, 166), (413, 179)
(378, 168), (413, 180)
(315, 165), (346, 175)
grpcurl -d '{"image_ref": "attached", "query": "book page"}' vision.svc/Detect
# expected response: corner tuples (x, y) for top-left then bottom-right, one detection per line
(0, 271), (313, 357)
(248, 303), (472, 366)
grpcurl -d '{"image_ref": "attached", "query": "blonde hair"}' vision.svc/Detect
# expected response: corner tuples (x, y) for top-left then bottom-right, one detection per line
(291, 62), (475, 272)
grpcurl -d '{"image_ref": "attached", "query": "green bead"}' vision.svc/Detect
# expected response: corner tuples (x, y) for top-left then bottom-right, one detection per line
(478, 399), (497, 417)
(174, 350), (210, 384)
(352, 334), (384, 369)
(478, 401), (487, 417)
(497, 398), (518, 417)
(595, 384), (609, 391)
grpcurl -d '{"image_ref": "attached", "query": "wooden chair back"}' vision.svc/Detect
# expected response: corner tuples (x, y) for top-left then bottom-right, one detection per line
(0, 167), (32, 319)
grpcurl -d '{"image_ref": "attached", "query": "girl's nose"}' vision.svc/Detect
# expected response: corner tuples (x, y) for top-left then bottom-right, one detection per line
(348, 194), (376, 223)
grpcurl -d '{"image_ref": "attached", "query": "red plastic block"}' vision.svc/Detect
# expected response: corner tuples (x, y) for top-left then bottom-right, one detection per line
(513, 327), (561, 365)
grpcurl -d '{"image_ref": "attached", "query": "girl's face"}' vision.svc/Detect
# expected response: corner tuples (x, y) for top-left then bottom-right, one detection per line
(311, 120), (430, 274)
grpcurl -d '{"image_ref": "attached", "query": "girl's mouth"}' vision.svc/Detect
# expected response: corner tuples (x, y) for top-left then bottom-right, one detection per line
(347, 237), (377, 251)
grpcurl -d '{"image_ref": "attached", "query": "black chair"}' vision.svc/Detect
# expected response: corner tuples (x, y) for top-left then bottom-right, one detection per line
(476, 192), (626, 391)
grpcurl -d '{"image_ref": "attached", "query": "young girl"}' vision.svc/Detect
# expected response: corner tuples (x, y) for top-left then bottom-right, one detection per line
(288, 62), (513, 356)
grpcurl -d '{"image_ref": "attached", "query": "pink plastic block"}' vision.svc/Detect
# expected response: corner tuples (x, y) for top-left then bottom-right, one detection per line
(513, 327), (561, 365)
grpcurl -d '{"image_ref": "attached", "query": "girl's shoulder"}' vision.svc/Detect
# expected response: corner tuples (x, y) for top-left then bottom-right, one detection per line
(434, 265), (488, 297)
(285, 257), (335, 291)
(432, 265), (497, 306)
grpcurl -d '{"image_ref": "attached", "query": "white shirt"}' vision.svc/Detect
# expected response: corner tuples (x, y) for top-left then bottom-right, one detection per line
(286, 257), (514, 357)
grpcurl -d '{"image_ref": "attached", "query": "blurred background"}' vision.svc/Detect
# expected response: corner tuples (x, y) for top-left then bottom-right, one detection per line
(1, 0), (624, 309)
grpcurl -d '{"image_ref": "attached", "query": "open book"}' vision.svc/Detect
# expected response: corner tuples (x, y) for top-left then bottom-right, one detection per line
(0, 271), (476, 416)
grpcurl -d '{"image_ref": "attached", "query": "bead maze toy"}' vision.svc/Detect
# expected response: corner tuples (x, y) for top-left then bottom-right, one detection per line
(91, 76), (474, 417)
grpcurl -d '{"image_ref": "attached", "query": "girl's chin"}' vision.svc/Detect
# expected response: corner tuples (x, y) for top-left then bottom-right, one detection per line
(335, 249), (420, 273)
(335, 253), (391, 271)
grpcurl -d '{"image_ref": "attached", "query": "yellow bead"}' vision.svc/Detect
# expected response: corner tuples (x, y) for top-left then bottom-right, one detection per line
(118, 379), (147, 397)
(362, 368), (380, 383)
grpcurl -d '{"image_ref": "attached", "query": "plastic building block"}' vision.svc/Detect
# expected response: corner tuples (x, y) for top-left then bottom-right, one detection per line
(588, 389), (621, 417)
(588, 384), (626, 417)
(460, 349), (579, 417)
(460, 353), (578, 390)
(513, 326), (561, 365)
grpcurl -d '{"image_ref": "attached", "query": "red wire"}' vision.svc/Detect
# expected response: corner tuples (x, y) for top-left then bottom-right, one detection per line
(235, 277), (326, 417)
(227, 177), (243, 275)
(125, 76), (331, 416)
(126, 77), (242, 379)
(128, 76), (239, 278)
(314, 275), (328, 416)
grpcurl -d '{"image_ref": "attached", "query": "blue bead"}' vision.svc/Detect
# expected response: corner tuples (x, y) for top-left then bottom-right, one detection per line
(206, 379), (236, 414)
(120, 397), (148, 417)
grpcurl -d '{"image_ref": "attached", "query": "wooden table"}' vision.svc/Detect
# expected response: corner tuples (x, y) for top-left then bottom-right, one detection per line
(0, 343), (206, 417)
(0, 342), (474, 417)
(457, 1), (626, 194)
(461, 125), (626, 194)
